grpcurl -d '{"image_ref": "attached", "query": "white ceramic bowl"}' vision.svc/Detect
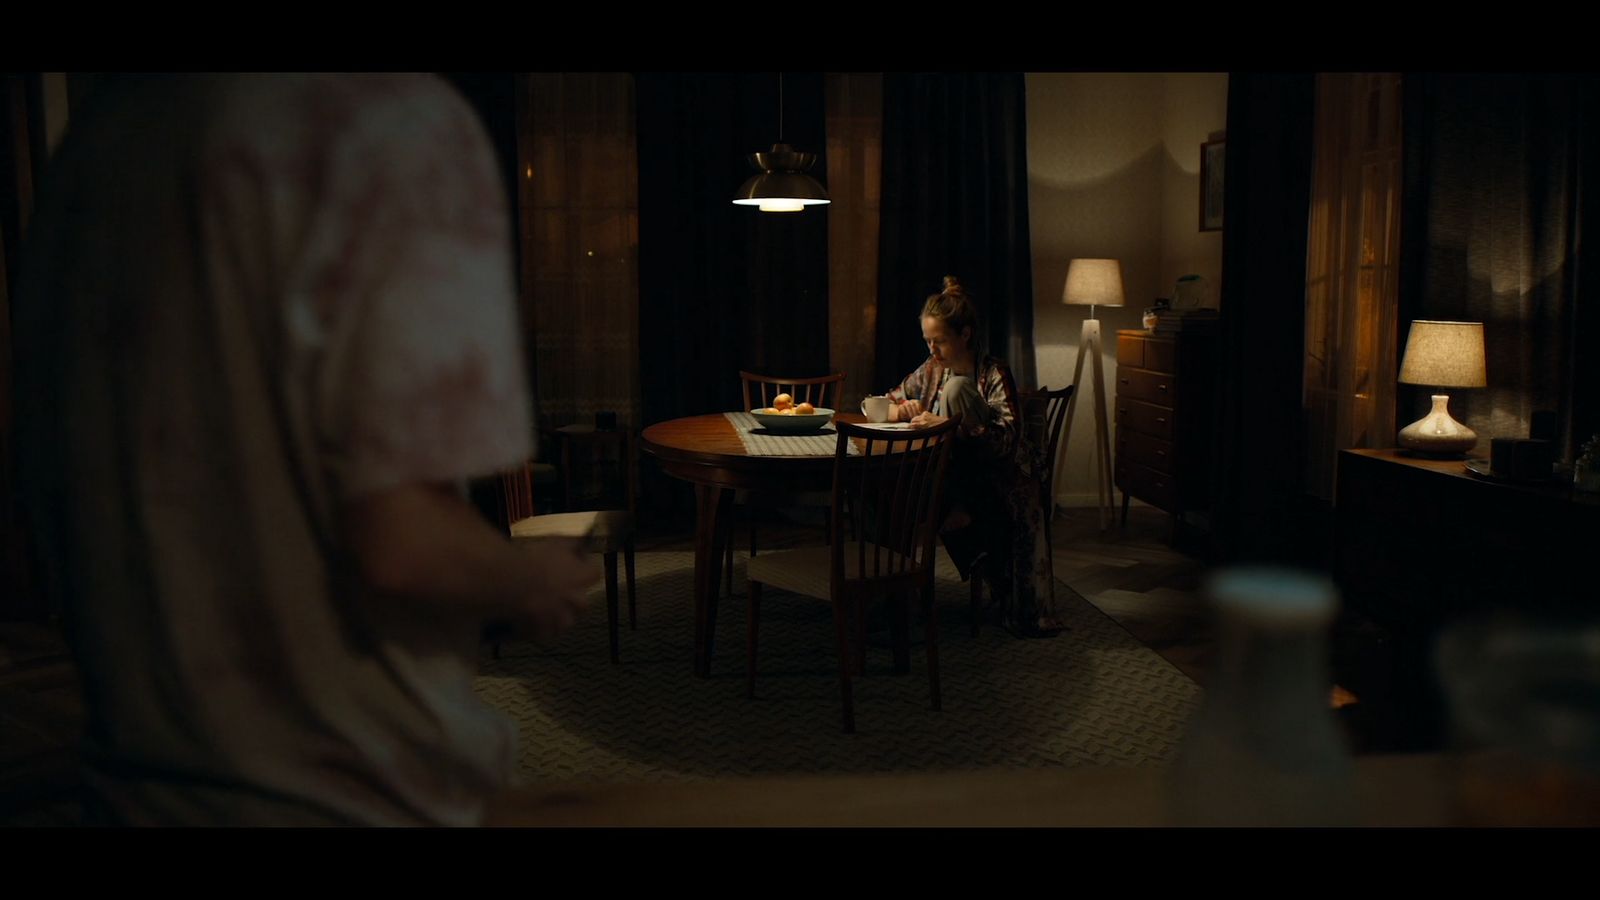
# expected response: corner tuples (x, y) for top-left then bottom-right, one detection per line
(749, 407), (835, 433)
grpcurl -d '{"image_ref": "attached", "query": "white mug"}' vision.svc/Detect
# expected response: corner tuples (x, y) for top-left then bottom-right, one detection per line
(861, 395), (891, 423)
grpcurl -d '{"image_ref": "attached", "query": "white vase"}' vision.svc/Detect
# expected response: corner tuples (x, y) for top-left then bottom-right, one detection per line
(1398, 394), (1477, 456)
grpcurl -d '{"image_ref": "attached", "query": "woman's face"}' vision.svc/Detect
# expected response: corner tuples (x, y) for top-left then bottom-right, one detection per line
(921, 316), (970, 363)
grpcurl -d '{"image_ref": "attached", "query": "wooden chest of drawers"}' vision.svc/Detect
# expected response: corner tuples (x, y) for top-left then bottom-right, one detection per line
(1113, 327), (1217, 534)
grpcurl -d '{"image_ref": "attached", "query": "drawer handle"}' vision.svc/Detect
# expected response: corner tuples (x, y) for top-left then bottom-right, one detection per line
(1158, 384), (1169, 392)
(1119, 379), (1130, 386)
(1155, 480), (1167, 489)
(1157, 450), (1167, 457)
(1118, 408), (1128, 415)
(1155, 417), (1167, 424)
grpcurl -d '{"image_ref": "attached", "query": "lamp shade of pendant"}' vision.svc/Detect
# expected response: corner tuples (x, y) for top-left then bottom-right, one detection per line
(732, 143), (830, 213)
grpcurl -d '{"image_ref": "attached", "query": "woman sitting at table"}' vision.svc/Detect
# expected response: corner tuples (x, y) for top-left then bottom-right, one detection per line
(885, 276), (1060, 636)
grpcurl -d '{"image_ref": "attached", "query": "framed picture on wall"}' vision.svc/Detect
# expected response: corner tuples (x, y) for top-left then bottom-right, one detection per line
(1200, 138), (1225, 232)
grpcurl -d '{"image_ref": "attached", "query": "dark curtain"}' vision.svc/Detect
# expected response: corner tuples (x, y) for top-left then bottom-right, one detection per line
(1209, 73), (1319, 565)
(440, 73), (523, 290)
(636, 72), (830, 422)
(1, 75), (43, 619)
(874, 73), (1035, 392)
(1579, 80), (1600, 454)
(636, 73), (829, 516)
(2, 75), (43, 302)
(1398, 74), (1600, 462)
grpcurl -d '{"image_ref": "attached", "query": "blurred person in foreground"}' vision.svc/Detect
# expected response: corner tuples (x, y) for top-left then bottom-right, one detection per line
(13, 73), (598, 825)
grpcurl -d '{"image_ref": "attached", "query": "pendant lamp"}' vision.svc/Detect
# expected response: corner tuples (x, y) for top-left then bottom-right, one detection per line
(733, 74), (830, 213)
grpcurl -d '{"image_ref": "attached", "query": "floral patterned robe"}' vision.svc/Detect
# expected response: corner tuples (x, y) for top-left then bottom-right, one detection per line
(887, 356), (1057, 635)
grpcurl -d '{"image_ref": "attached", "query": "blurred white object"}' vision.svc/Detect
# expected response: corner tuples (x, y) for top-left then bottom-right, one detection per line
(1170, 567), (1356, 826)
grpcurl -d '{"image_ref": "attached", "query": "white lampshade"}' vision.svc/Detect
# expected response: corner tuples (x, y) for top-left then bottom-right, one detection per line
(1062, 259), (1126, 308)
(1398, 320), (1487, 388)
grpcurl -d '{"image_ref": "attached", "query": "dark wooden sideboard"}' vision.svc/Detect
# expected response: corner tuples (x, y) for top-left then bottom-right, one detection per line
(1335, 449), (1595, 628)
(1334, 448), (1597, 747)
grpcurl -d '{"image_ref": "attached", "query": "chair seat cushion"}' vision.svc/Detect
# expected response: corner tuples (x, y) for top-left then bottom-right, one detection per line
(746, 542), (921, 601)
(510, 510), (633, 550)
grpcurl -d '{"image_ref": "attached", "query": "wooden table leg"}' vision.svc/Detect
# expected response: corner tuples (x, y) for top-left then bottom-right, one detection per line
(692, 482), (734, 677)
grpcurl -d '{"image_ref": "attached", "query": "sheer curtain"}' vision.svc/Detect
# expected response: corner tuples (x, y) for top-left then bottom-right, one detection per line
(517, 73), (640, 442)
(1303, 73), (1403, 501)
(824, 73), (882, 410)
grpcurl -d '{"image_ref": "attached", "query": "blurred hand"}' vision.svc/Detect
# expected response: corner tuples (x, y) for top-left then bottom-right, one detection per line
(513, 537), (602, 641)
(894, 399), (924, 422)
(910, 411), (948, 429)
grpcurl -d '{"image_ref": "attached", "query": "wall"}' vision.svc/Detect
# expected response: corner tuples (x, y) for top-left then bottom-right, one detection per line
(1025, 73), (1228, 507)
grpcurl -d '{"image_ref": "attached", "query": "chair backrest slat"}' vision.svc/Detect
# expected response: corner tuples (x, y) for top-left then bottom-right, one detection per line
(889, 434), (915, 571)
(499, 464), (536, 527)
(498, 429), (636, 531)
(832, 419), (958, 586)
(740, 371), (847, 412)
(907, 431), (936, 568)
(1022, 384), (1076, 496)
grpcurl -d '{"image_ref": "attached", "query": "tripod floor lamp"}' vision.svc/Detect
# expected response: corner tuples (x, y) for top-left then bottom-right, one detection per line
(1059, 259), (1124, 529)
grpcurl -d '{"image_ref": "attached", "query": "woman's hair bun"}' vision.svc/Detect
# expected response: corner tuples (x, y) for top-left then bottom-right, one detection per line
(942, 275), (962, 291)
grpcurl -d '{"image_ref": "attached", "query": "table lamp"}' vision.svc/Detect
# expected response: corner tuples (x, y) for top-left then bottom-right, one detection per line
(1397, 320), (1486, 457)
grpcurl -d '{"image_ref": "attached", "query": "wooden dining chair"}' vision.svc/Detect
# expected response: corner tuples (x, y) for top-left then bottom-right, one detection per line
(745, 418), (958, 734)
(728, 371), (847, 598)
(497, 429), (637, 663)
(968, 384), (1075, 636)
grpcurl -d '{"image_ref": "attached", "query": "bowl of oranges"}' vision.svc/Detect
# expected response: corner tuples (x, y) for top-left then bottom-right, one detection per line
(750, 393), (835, 433)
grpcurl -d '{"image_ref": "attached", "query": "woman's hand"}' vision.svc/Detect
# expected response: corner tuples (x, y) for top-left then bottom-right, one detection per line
(909, 411), (948, 429)
(892, 399), (924, 422)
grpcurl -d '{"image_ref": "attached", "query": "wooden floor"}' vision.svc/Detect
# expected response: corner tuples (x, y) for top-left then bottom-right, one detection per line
(1046, 507), (1216, 687)
(0, 502), (1397, 824)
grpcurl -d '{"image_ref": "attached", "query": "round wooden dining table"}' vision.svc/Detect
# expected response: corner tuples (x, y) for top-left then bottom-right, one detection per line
(642, 411), (865, 677)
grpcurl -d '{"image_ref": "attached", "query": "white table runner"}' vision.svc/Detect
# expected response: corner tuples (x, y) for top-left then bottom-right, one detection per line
(725, 412), (861, 457)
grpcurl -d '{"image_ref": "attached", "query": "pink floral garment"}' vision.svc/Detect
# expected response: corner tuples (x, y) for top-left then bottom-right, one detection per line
(885, 355), (1019, 455)
(884, 356), (1057, 633)
(15, 74), (531, 824)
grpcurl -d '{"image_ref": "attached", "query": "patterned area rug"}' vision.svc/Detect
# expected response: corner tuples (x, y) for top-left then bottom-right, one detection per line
(476, 552), (1200, 783)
